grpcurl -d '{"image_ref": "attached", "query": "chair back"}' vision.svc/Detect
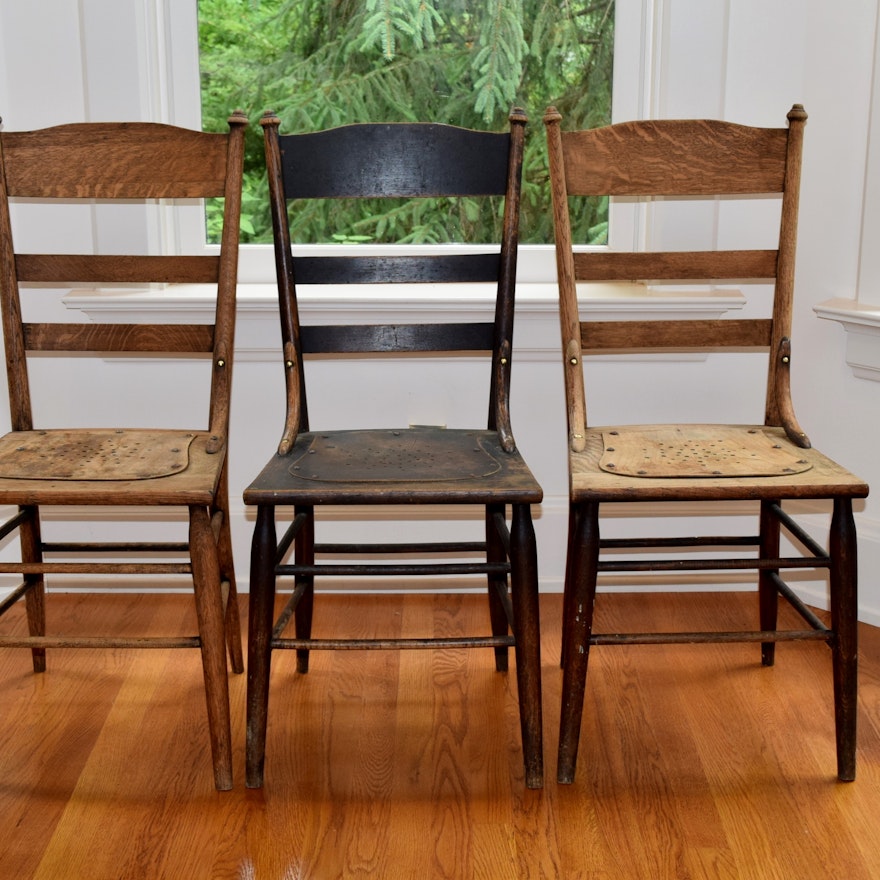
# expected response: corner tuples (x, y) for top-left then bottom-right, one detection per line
(261, 109), (527, 454)
(544, 105), (808, 453)
(0, 115), (247, 445)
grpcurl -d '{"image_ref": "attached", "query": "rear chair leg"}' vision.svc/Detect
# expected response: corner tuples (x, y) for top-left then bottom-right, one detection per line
(758, 499), (781, 667)
(294, 505), (314, 674)
(486, 504), (510, 672)
(20, 507), (46, 673)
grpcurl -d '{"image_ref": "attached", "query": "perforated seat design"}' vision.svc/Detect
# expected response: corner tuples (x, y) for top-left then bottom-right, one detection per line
(0, 429), (196, 480)
(598, 425), (813, 478)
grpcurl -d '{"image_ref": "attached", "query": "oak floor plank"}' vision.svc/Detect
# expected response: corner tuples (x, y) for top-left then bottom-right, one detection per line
(0, 590), (879, 878)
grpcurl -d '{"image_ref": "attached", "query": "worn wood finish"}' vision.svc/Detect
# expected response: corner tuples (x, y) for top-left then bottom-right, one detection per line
(276, 121), (512, 198)
(1, 122), (231, 198)
(544, 105), (869, 786)
(572, 248), (779, 282)
(0, 115), (247, 789)
(558, 118), (790, 195)
(5, 592), (880, 878)
(300, 321), (495, 354)
(245, 109), (544, 790)
(292, 252), (502, 285)
(21, 322), (215, 353)
(15, 253), (221, 284)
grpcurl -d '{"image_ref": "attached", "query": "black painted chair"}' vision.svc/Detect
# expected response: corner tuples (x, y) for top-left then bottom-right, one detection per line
(245, 108), (543, 789)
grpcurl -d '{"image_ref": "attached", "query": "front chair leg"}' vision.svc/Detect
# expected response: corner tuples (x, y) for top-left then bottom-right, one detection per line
(558, 501), (600, 785)
(830, 497), (858, 782)
(215, 465), (244, 674)
(510, 502), (543, 789)
(189, 505), (234, 791)
(246, 504), (278, 789)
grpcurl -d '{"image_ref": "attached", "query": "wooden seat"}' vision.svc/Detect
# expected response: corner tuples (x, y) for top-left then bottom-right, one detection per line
(245, 109), (544, 789)
(0, 114), (248, 790)
(544, 104), (868, 784)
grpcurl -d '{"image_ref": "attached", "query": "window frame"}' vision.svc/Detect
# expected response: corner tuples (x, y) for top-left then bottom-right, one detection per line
(157, 0), (656, 288)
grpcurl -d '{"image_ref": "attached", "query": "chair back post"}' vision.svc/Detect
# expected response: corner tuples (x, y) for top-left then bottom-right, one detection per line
(766, 103), (809, 448)
(0, 120), (34, 432)
(489, 106), (527, 452)
(207, 110), (248, 453)
(544, 106), (588, 453)
(261, 111), (307, 455)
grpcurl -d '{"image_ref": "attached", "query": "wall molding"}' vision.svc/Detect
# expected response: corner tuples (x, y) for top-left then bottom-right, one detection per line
(815, 297), (880, 380)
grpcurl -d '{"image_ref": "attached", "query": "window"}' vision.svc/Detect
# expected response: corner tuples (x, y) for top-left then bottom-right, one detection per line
(197, 0), (615, 247)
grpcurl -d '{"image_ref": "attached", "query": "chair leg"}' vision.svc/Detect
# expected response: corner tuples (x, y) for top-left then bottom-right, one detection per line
(486, 503), (509, 672)
(830, 497), (858, 782)
(294, 505), (314, 674)
(560, 503), (582, 668)
(19, 507), (46, 673)
(246, 504), (278, 789)
(759, 499), (781, 667)
(557, 501), (600, 785)
(510, 502), (543, 789)
(189, 505), (234, 791)
(214, 465), (243, 675)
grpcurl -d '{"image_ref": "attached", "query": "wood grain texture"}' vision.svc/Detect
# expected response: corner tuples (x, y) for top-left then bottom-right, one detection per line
(1, 123), (231, 199)
(2, 591), (880, 878)
(559, 118), (789, 196)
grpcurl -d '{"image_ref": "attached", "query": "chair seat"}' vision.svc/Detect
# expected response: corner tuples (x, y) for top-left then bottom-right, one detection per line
(571, 425), (868, 502)
(0, 430), (226, 505)
(245, 427), (543, 505)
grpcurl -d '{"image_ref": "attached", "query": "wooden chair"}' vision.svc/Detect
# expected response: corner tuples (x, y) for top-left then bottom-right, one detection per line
(245, 108), (544, 789)
(0, 114), (247, 790)
(544, 104), (868, 784)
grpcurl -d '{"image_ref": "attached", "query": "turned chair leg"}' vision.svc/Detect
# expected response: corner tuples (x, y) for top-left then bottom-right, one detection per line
(246, 504), (278, 789)
(830, 497), (858, 782)
(510, 503), (543, 789)
(557, 501), (600, 785)
(190, 505), (234, 791)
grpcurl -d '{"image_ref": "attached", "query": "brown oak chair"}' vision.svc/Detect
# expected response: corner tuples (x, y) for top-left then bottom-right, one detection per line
(245, 108), (544, 789)
(0, 114), (247, 790)
(544, 104), (868, 784)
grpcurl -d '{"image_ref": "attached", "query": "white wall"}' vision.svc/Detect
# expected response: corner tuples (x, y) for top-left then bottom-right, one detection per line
(2, 0), (880, 621)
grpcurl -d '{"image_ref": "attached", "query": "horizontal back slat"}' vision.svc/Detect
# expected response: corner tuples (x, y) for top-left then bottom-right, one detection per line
(2, 123), (230, 198)
(561, 119), (788, 196)
(580, 319), (773, 351)
(22, 323), (215, 353)
(293, 253), (501, 285)
(301, 322), (495, 354)
(279, 124), (511, 198)
(572, 249), (778, 282)
(16, 254), (221, 284)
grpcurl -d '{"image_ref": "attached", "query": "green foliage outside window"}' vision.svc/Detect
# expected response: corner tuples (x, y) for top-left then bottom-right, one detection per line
(198, 0), (613, 245)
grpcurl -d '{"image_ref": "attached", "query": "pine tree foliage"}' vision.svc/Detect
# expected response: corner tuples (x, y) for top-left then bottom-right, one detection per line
(198, 0), (614, 245)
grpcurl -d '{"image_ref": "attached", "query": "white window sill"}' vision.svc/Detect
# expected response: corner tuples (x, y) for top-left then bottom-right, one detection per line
(814, 297), (880, 381)
(64, 282), (746, 363)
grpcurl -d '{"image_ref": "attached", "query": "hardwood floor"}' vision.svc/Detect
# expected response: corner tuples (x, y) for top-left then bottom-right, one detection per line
(0, 589), (879, 878)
